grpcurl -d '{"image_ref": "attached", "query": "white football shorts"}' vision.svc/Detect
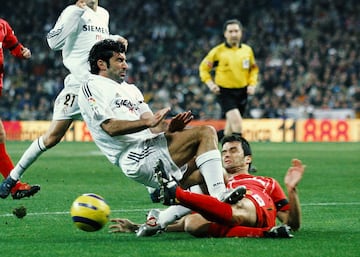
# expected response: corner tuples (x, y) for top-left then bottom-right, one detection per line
(52, 74), (82, 120)
(119, 133), (183, 189)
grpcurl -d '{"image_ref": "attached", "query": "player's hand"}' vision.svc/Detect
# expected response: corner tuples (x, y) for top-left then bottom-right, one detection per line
(247, 85), (256, 95)
(117, 36), (128, 51)
(109, 218), (138, 233)
(21, 47), (31, 59)
(168, 110), (193, 132)
(147, 107), (171, 128)
(284, 159), (305, 191)
(76, 0), (87, 9)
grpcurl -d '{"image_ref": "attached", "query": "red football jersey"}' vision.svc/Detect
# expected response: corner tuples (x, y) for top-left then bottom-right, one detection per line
(227, 173), (290, 212)
(0, 18), (24, 91)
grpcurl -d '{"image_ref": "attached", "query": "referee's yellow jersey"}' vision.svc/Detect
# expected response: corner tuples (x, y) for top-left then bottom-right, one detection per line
(199, 43), (259, 89)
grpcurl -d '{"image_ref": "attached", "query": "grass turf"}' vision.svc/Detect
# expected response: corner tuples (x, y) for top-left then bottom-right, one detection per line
(0, 141), (359, 257)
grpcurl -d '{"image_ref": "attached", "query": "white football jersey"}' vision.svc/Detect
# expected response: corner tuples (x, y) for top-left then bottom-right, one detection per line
(78, 74), (155, 165)
(47, 5), (120, 85)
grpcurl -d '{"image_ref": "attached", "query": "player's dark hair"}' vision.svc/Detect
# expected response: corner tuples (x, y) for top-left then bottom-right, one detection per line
(223, 19), (243, 32)
(221, 134), (252, 156)
(88, 39), (126, 74)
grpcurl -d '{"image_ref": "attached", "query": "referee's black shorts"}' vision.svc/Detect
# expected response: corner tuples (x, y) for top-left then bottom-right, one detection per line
(217, 87), (248, 116)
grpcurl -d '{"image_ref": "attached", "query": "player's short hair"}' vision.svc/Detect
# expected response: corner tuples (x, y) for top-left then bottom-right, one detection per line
(221, 134), (252, 156)
(88, 39), (126, 74)
(223, 19), (243, 32)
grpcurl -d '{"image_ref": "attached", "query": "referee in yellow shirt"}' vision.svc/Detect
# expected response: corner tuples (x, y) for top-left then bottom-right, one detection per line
(199, 19), (259, 139)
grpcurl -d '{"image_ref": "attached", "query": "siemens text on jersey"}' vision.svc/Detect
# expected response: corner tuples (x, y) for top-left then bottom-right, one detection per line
(82, 25), (109, 34)
(114, 99), (138, 112)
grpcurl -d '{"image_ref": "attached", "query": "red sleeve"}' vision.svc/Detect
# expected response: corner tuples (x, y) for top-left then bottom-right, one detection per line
(269, 178), (290, 212)
(2, 19), (24, 58)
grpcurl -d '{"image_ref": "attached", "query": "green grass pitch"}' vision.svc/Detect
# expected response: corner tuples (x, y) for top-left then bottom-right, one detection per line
(0, 141), (359, 257)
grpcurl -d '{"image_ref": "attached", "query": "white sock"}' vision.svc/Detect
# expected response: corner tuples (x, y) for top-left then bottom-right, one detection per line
(195, 150), (225, 199)
(189, 184), (204, 194)
(157, 185), (204, 228)
(10, 136), (47, 180)
(158, 205), (191, 228)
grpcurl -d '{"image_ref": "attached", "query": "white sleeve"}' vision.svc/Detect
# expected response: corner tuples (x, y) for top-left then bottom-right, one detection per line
(46, 5), (86, 50)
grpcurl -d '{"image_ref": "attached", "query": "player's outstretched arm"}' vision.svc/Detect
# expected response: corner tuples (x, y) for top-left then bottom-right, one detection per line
(284, 159), (306, 231)
(46, 3), (86, 50)
(109, 218), (139, 233)
(285, 159), (305, 190)
(101, 107), (170, 136)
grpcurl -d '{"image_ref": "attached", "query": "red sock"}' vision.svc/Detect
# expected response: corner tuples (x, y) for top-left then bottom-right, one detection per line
(0, 143), (23, 192)
(0, 143), (14, 178)
(175, 187), (234, 225)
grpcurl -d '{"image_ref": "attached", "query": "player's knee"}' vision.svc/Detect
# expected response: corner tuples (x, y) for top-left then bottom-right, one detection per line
(184, 214), (209, 237)
(226, 109), (242, 120)
(198, 125), (217, 139)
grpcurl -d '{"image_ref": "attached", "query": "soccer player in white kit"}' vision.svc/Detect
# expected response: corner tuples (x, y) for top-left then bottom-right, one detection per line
(0, 0), (127, 198)
(78, 39), (228, 222)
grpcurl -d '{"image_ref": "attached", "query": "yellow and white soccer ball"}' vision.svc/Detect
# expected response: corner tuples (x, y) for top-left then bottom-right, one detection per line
(70, 193), (110, 232)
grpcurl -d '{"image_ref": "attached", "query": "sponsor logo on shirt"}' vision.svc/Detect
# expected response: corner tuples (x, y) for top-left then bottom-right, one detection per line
(113, 97), (138, 113)
(82, 25), (109, 34)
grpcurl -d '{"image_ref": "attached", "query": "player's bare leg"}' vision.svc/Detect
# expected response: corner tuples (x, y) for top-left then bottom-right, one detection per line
(0, 120), (73, 198)
(224, 108), (243, 136)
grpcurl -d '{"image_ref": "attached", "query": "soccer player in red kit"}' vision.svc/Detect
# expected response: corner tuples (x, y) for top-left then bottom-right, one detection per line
(0, 18), (40, 199)
(172, 135), (303, 237)
(110, 135), (304, 238)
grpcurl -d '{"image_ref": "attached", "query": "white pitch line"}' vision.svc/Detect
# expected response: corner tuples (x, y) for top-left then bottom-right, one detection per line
(0, 208), (148, 217)
(1, 202), (359, 218)
(302, 202), (360, 206)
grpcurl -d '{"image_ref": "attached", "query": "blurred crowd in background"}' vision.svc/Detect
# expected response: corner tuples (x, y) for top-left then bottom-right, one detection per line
(1, 0), (359, 121)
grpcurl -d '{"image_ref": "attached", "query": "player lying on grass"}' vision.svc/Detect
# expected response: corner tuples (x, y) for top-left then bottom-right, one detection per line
(110, 135), (305, 238)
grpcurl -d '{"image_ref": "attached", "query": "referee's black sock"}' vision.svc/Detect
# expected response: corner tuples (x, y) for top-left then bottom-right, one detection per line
(217, 129), (224, 141)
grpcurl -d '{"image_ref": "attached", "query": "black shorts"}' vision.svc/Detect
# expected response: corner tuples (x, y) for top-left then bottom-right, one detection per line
(217, 87), (248, 116)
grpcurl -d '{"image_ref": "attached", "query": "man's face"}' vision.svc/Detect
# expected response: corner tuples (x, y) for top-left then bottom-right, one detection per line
(85, 0), (98, 9)
(224, 23), (242, 47)
(106, 52), (128, 83)
(221, 141), (246, 172)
